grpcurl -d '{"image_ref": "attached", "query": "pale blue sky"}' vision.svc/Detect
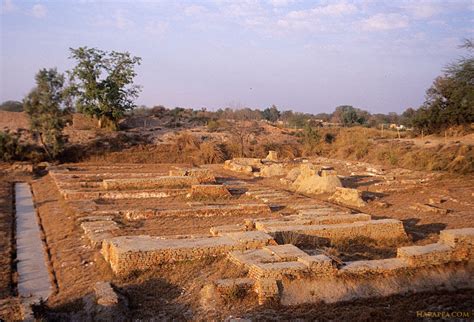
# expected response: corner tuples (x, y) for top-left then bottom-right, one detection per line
(1, 0), (473, 114)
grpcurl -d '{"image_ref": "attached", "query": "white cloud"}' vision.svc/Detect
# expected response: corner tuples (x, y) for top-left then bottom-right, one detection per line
(402, 2), (441, 19)
(287, 2), (357, 19)
(361, 13), (409, 31)
(268, 0), (295, 7)
(276, 2), (357, 33)
(1, 0), (17, 14)
(113, 9), (133, 29)
(145, 21), (168, 36)
(184, 5), (207, 16)
(90, 9), (134, 30)
(31, 3), (47, 18)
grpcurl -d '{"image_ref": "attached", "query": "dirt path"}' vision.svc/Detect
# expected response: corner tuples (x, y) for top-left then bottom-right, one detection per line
(31, 174), (114, 309)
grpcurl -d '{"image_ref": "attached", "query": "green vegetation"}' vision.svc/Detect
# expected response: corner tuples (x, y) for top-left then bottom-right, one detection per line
(262, 104), (281, 122)
(68, 47), (142, 129)
(0, 131), (24, 162)
(411, 39), (474, 134)
(24, 68), (67, 159)
(0, 100), (23, 112)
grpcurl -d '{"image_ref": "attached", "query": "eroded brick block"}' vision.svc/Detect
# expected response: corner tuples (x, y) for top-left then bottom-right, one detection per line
(397, 243), (453, 266)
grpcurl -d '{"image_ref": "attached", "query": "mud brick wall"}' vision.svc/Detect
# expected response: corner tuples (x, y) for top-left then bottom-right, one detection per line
(169, 168), (216, 183)
(125, 203), (271, 221)
(439, 228), (474, 262)
(263, 219), (407, 242)
(61, 189), (185, 201)
(255, 278), (279, 305)
(234, 228), (474, 306)
(187, 184), (231, 199)
(102, 232), (275, 275)
(102, 176), (199, 190)
(254, 213), (371, 231)
(397, 243), (453, 266)
(249, 262), (308, 280)
(81, 220), (119, 248)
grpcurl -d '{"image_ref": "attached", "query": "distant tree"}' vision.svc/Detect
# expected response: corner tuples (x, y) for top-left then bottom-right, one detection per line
(333, 105), (360, 126)
(149, 105), (167, 117)
(23, 68), (66, 159)
(400, 108), (416, 127)
(262, 105), (281, 122)
(0, 100), (23, 112)
(332, 105), (369, 126)
(68, 47), (142, 129)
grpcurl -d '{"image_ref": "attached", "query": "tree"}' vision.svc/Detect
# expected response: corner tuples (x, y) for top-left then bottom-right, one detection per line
(333, 105), (368, 126)
(262, 105), (281, 122)
(412, 39), (474, 133)
(68, 47), (142, 128)
(0, 100), (23, 112)
(301, 124), (321, 155)
(24, 68), (66, 159)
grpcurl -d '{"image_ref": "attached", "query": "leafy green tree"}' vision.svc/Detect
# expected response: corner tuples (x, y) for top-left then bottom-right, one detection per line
(24, 68), (66, 159)
(413, 39), (474, 133)
(68, 47), (142, 128)
(262, 105), (281, 122)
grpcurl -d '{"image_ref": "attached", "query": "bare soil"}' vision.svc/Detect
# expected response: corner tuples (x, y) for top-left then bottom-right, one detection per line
(0, 116), (473, 319)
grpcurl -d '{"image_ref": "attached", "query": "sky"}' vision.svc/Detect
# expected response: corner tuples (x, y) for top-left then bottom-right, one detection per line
(0, 0), (473, 114)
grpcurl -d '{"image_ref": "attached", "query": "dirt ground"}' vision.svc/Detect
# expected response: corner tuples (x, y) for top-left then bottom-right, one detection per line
(0, 167), (28, 321)
(0, 154), (473, 320)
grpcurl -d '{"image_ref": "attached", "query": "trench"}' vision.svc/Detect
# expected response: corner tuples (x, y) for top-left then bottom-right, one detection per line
(14, 182), (52, 303)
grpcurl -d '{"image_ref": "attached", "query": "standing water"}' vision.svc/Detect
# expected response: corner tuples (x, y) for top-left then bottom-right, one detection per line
(15, 183), (52, 302)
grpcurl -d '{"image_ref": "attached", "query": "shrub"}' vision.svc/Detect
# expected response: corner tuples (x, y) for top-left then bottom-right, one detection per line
(0, 131), (25, 162)
(207, 119), (220, 132)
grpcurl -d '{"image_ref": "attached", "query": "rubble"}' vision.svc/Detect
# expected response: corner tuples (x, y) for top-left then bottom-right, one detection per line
(291, 164), (343, 194)
(328, 187), (367, 208)
(265, 150), (279, 161)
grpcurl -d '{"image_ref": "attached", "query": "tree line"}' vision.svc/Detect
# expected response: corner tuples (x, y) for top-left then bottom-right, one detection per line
(1, 39), (472, 161)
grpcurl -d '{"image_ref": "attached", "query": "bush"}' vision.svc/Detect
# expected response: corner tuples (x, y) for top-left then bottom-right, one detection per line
(207, 119), (220, 132)
(0, 131), (25, 162)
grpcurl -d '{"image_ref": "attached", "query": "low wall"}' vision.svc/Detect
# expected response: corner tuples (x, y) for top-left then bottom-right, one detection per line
(228, 228), (474, 305)
(102, 177), (199, 190)
(259, 219), (408, 243)
(124, 203), (271, 220)
(102, 231), (275, 276)
(169, 168), (216, 183)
